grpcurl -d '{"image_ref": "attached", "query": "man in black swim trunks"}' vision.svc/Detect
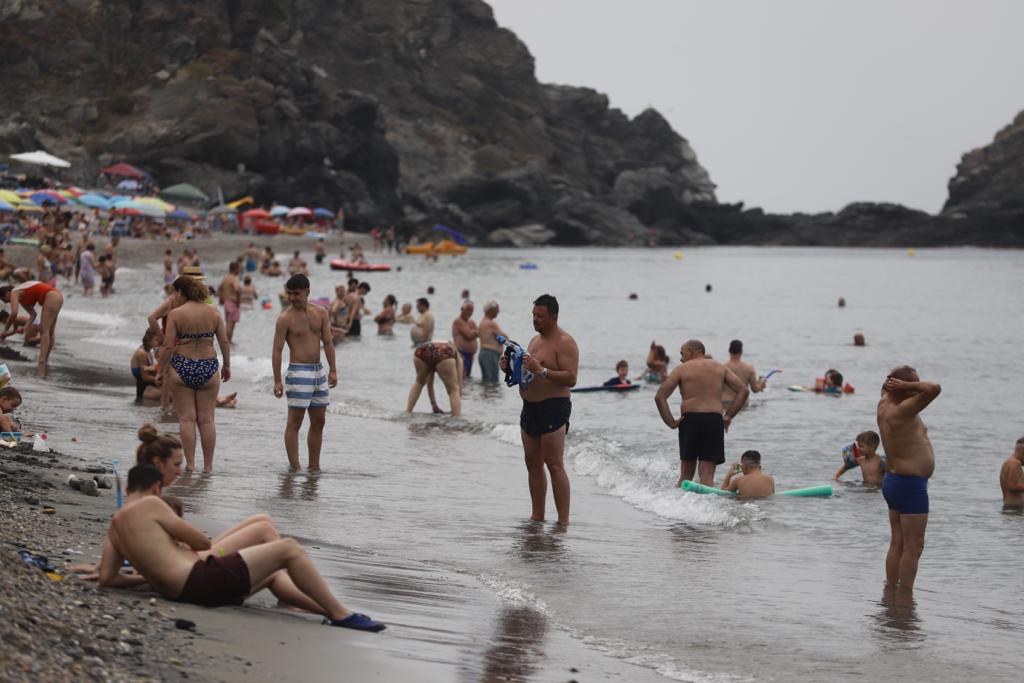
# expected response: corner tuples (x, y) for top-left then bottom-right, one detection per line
(655, 339), (749, 487)
(500, 294), (579, 525)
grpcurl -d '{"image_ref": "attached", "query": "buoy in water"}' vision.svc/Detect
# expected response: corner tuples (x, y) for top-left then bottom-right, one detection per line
(674, 251), (683, 260)
(907, 248), (916, 256)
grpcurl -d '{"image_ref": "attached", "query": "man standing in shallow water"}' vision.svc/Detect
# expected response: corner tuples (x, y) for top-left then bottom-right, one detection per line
(501, 294), (578, 525)
(272, 274), (337, 472)
(876, 366), (941, 590)
(655, 340), (749, 487)
(999, 437), (1024, 510)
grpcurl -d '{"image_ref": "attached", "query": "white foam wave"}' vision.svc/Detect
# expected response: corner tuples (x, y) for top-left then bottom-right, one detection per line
(80, 335), (139, 350)
(570, 441), (758, 527)
(489, 423), (522, 446)
(59, 309), (128, 327)
(477, 572), (549, 614)
(577, 634), (755, 683)
(230, 354), (274, 381)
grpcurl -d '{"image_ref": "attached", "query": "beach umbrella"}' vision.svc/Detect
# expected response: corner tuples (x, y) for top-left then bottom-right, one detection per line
(270, 205), (290, 217)
(208, 205), (237, 216)
(313, 207), (334, 218)
(9, 150), (71, 168)
(100, 162), (145, 178)
(134, 197), (176, 212)
(432, 223), (468, 245)
(159, 183), (209, 203)
(167, 209), (193, 220)
(111, 207), (141, 216)
(287, 207), (312, 218)
(0, 190), (21, 203)
(28, 191), (67, 205)
(0, 200), (14, 212)
(76, 194), (111, 210)
(242, 208), (272, 219)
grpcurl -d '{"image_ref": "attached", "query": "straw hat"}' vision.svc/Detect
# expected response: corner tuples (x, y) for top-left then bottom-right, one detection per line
(181, 265), (205, 282)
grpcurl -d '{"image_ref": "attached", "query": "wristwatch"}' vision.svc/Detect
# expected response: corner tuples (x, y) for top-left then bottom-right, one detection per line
(540, 367), (549, 380)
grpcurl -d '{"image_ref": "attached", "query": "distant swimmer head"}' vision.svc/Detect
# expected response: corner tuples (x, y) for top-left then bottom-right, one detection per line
(427, 286), (435, 295)
(838, 297), (846, 308)
(824, 369), (844, 388)
(461, 289), (470, 299)
(705, 284), (712, 293)
(628, 293), (638, 300)
(853, 333), (866, 346)
(729, 339), (743, 356)
(532, 294), (559, 332)
(681, 339), (705, 362)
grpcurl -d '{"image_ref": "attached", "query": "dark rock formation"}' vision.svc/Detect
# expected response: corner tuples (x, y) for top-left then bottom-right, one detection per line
(0, 0), (1021, 245)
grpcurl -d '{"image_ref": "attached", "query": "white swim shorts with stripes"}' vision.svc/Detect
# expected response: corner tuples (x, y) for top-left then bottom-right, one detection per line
(285, 362), (330, 409)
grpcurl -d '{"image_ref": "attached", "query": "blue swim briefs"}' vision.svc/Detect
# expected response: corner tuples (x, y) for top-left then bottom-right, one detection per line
(882, 472), (929, 515)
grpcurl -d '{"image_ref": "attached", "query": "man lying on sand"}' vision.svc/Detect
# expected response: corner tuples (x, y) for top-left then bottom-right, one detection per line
(97, 463), (384, 632)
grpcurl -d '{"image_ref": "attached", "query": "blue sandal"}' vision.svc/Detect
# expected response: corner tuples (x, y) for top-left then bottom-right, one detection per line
(326, 612), (386, 632)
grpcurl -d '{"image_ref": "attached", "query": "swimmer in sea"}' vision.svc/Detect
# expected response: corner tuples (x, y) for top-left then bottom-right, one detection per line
(817, 369), (844, 393)
(477, 300), (507, 384)
(833, 430), (885, 486)
(721, 450), (775, 498)
(998, 437), (1024, 510)
(374, 294), (397, 336)
(877, 366), (941, 590)
(639, 341), (669, 382)
(395, 303), (415, 324)
(603, 360), (632, 386)
(722, 340), (765, 412)
(452, 300), (479, 381)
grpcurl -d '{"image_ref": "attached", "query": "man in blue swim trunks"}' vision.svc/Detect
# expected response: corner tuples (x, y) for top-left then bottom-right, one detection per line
(272, 274), (338, 472)
(876, 366), (941, 590)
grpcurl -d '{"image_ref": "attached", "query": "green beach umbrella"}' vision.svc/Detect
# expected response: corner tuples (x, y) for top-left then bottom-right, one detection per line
(159, 183), (209, 203)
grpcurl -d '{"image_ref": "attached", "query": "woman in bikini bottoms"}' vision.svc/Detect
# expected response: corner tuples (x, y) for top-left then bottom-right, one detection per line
(407, 340), (462, 417)
(158, 276), (230, 473)
(0, 280), (65, 374)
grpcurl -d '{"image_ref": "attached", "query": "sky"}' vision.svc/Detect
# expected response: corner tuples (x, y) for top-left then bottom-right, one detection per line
(487, 0), (1024, 214)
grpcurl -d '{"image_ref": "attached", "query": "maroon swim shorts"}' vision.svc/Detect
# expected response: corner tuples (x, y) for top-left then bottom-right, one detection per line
(177, 552), (251, 607)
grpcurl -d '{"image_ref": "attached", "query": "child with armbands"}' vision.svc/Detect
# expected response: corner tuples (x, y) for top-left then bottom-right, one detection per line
(832, 430), (885, 486)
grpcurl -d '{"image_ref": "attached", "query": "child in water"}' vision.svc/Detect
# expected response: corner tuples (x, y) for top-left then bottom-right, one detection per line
(240, 276), (257, 307)
(721, 450), (775, 498)
(832, 430), (885, 486)
(603, 360), (632, 386)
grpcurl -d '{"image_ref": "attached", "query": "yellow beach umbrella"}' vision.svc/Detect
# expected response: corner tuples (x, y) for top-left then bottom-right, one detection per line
(0, 190), (22, 203)
(134, 197), (176, 212)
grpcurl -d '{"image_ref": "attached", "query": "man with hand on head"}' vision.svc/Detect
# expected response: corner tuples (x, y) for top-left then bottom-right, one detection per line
(876, 366), (941, 590)
(272, 274), (337, 472)
(998, 437), (1024, 510)
(655, 340), (749, 488)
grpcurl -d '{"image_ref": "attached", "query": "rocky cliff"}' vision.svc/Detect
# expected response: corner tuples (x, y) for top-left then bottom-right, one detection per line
(0, 0), (1021, 247)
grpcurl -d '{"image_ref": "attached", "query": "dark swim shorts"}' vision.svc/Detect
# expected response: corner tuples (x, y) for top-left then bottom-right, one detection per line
(348, 318), (361, 337)
(882, 472), (929, 515)
(677, 412), (725, 464)
(520, 397), (572, 438)
(177, 552), (251, 607)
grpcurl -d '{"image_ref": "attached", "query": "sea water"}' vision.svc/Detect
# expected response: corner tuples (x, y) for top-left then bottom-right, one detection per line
(18, 245), (1024, 681)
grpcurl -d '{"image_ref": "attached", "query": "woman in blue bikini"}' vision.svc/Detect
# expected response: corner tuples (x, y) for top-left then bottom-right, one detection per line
(158, 276), (230, 473)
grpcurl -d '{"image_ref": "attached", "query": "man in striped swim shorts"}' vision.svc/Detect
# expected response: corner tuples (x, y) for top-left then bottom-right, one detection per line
(272, 274), (338, 472)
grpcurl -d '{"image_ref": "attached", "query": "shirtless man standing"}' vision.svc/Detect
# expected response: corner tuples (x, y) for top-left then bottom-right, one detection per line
(272, 274), (338, 472)
(218, 261), (243, 344)
(98, 463), (383, 631)
(500, 295), (578, 525)
(876, 366), (941, 590)
(722, 340), (765, 411)
(655, 340), (749, 487)
(998, 437), (1024, 510)
(411, 298), (434, 346)
(343, 282), (370, 338)
(477, 301), (506, 384)
(452, 300), (479, 380)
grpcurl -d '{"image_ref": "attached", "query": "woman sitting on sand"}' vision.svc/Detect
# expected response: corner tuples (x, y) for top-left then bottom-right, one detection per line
(374, 294), (397, 335)
(131, 329), (163, 402)
(157, 276), (230, 473)
(407, 340), (462, 417)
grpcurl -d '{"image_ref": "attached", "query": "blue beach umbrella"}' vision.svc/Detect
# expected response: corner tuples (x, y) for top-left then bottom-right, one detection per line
(29, 191), (67, 205)
(76, 194), (111, 210)
(313, 207), (334, 218)
(167, 209), (192, 220)
(432, 224), (467, 245)
(0, 200), (14, 212)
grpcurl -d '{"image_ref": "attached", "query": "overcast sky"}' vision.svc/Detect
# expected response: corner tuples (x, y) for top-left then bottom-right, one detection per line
(488, 0), (1024, 214)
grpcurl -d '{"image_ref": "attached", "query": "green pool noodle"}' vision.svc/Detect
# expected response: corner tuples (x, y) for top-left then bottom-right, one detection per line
(681, 480), (832, 498)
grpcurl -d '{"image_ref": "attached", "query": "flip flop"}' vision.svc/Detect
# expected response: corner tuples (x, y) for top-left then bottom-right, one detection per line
(326, 613), (386, 632)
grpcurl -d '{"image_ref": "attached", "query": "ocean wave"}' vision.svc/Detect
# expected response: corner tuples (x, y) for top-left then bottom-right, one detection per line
(577, 634), (755, 683)
(477, 572), (550, 615)
(570, 440), (760, 527)
(60, 309), (129, 327)
(489, 423), (522, 446)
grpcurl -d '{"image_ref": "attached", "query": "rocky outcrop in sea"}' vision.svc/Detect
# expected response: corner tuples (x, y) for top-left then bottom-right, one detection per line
(0, 0), (1021, 246)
